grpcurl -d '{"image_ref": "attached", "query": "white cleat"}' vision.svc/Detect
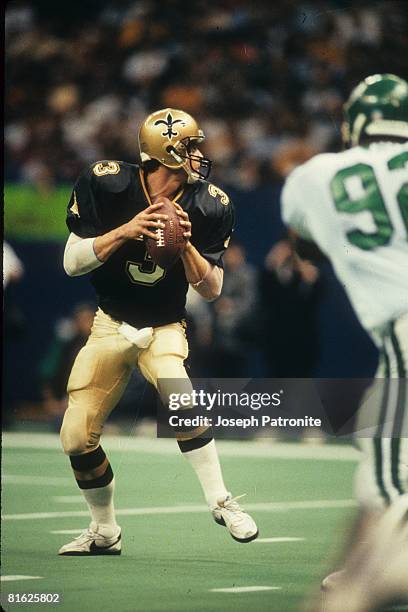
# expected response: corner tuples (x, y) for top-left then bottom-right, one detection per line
(212, 494), (258, 543)
(58, 524), (121, 556)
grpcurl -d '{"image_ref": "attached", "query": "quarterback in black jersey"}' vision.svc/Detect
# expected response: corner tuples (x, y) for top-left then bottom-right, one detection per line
(58, 108), (258, 556)
(66, 160), (234, 328)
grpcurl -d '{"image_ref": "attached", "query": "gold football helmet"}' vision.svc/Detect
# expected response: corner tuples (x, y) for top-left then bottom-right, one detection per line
(138, 108), (212, 182)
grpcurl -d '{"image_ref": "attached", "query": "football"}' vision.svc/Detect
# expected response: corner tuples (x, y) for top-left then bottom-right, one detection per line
(145, 197), (186, 269)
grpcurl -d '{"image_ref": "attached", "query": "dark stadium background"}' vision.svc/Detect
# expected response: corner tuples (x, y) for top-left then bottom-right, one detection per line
(5, 0), (407, 424)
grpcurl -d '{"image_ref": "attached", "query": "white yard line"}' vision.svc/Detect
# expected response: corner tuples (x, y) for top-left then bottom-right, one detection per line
(2, 432), (359, 461)
(2, 475), (73, 486)
(50, 529), (83, 534)
(1, 576), (43, 582)
(210, 586), (281, 593)
(52, 496), (86, 503)
(245, 499), (355, 511)
(2, 499), (356, 521)
(254, 537), (305, 543)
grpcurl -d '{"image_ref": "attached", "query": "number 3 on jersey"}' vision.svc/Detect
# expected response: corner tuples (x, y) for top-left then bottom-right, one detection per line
(126, 252), (165, 286)
(93, 161), (120, 176)
(330, 151), (408, 250)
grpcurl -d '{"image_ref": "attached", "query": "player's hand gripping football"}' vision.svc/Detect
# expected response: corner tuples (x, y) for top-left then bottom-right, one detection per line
(174, 202), (191, 248)
(123, 203), (169, 241)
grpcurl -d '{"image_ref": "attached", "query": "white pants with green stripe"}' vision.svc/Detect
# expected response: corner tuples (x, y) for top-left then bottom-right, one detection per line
(354, 312), (408, 510)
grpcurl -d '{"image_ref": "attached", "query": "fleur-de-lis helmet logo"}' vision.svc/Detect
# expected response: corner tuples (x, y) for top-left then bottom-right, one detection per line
(154, 112), (186, 140)
(138, 107), (212, 181)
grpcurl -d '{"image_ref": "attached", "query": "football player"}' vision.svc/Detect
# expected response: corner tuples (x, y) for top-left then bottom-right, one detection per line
(58, 108), (258, 555)
(282, 74), (408, 610)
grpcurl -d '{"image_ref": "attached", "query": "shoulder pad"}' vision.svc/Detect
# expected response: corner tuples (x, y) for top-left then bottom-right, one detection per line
(206, 182), (231, 206)
(89, 160), (137, 194)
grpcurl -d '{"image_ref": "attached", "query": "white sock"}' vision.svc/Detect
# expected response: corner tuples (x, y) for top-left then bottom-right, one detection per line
(82, 478), (118, 536)
(181, 440), (228, 509)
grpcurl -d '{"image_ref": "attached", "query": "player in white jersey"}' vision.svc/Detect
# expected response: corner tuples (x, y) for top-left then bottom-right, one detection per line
(283, 141), (408, 333)
(282, 74), (408, 611)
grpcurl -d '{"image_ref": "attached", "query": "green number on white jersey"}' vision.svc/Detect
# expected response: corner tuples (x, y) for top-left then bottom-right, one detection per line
(330, 153), (408, 249)
(388, 151), (408, 239)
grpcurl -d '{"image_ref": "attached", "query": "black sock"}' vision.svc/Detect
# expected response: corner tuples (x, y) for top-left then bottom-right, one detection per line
(177, 437), (213, 453)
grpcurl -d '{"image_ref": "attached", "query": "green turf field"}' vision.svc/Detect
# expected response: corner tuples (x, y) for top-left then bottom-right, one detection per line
(2, 433), (358, 612)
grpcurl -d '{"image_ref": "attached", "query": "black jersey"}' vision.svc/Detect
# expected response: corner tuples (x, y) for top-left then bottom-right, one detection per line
(66, 160), (234, 328)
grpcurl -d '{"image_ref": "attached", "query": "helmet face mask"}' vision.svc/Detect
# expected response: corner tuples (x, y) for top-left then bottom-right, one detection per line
(139, 108), (212, 182)
(170, 137), (212, 181)
(342, 74), (408, 147)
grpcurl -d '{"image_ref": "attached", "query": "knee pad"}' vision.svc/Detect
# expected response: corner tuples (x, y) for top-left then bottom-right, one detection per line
(60, 422), (89, 456)
(60, 406), (101, 456)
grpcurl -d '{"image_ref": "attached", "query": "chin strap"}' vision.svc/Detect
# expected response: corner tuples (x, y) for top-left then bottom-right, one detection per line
(168, 144), (211, 182)
(169, 148), (201, 183)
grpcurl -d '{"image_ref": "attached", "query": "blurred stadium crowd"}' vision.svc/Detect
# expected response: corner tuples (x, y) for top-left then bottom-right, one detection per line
(6, 0), (407, 189)
(5, 0), (406, 426)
